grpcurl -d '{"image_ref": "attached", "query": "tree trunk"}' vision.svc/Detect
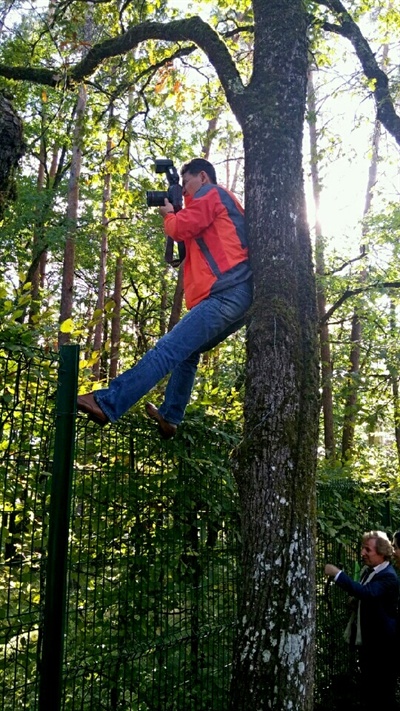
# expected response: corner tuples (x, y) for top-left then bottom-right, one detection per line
(389, 299), (400, 467)
(201, 116), (218, 159)
(59, 10), (94, 347)
(341, 310), (362, 461)
(307, 70), (335, 459)
(58, 84), (87, 346)
(340, 40), (388, 462)
(29, 104), (46, 321)
(109, 254), (123, 380)
(230, 3), (319, 709)
(0, 94), (24, 218)
(341, 117), (381, 463)
(167, 266), (184, 331)
(92, 106), (113, 379)
(39, 144), (59, 289)
(393, 373), (400, 467)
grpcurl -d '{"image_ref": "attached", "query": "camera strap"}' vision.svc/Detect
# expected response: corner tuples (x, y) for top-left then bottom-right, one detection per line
(164, 204), (185, 267)
(164, 237), (185, 268)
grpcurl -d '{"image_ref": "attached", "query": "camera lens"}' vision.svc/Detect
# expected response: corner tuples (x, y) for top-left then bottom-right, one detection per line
(146, 190), (168, 207)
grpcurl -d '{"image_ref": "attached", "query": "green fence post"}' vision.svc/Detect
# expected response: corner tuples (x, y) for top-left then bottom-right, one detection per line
(39, 345), (79, 711)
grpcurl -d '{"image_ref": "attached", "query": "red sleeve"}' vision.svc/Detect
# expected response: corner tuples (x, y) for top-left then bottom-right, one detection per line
(163, 188), (221, 242)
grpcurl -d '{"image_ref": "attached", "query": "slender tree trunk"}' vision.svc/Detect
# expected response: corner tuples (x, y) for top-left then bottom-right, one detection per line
(229, 157), (242, 195)
(29, 105), (46, 321)
(167, 267), (184, 331)
(230, 3), (319, 709)
(109, 254), (123, 380)
(340, 42), (388, 462)
(58, 84), (87, 346)
(58, 10), (94, 347)
(393, 375), (400, 467)
(389, 299), (400, 466)
(159, 267), (168, 336)
(39, 144), (59, 289)
(341, 311), (362, 461)
(341, 117), (381, 462)
(92, 106), (113, 379)
(307, 70), (335, 458)
(201, 117), (217, 159)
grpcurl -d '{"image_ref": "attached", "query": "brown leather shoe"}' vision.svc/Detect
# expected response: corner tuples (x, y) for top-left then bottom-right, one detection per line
(77, 393), (109, 426)
(145, 402), (177, 440)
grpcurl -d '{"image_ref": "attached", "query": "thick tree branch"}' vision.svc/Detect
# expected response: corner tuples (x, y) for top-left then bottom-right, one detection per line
(0, 65), (65, 86)
(318, 0), (400, 146)
(321, 280), (400, 324)
(0, 18), (245, 115)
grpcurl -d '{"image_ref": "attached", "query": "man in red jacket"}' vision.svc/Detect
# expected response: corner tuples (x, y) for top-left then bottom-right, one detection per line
(77, 158), (253, 438)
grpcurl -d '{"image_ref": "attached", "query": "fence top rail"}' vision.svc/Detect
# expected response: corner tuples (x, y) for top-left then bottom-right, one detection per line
(0, 341), (61, 364)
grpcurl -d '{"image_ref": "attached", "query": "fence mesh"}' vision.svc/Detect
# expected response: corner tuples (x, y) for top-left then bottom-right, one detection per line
(1, 344), (399, 711)
(0, 344), (59, 710)
(62, 416), (239, 710)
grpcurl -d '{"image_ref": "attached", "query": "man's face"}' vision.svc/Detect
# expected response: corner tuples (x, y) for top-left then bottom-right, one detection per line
(181, 170), (209, 198)
(392, 538), (400, 569)
(361, 538), (385, 568)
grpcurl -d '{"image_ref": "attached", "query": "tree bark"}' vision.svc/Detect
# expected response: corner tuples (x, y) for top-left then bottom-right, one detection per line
(230, 3), (319, 709)
(389, 299), (400, 467)
(58, 84), (87, 346)
(167, 266), (184, 331)
(109, 254), (123, 380)
(29, 104), (47, 321)
(0, 94), (24, 218)
(1, 4), (323, 708)
(341, 113), (382, 463)
(307, 70), (335, 459)
(92, 106), (113, 379)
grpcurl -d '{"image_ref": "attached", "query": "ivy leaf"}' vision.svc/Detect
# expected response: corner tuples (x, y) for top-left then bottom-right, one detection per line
(60, 318), (74, 333)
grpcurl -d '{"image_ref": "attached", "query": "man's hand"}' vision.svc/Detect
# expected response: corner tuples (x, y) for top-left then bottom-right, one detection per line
(325, 563), (340, 577)
(159, 198), (174, 218)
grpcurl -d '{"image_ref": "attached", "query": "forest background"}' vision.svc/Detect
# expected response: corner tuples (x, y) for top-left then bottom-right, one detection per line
(1, 0), (400, 709)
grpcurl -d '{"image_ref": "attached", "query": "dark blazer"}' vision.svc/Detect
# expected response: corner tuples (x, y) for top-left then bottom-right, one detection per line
(336, 563), (399, 649)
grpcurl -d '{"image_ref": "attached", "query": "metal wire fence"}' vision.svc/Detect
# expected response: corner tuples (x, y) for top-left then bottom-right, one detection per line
(0, 343), (59, 710)
(62, 415), (240, 710)
(1, 343), (399, 711)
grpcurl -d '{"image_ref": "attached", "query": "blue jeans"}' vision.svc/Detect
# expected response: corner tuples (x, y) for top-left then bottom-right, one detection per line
(94, 279), (253, 424)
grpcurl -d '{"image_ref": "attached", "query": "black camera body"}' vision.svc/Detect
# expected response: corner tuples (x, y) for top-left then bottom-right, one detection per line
(146, 159), (183, 210)
(146, 159), (185, 267)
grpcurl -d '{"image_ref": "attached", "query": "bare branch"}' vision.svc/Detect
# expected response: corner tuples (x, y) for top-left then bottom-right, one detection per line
(321, 280), (400, 324)
(222, 25), (255, 39)
(324, 250), (366, 276)
(318, 0), (400, 145)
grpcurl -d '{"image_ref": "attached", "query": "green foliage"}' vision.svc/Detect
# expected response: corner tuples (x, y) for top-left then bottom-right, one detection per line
(0, 343), (243, 709)
(63, 417), (241, 708)
(2, 344), (400, 710)
(2, 0), (400, 708)
(0, 344), (57, 709)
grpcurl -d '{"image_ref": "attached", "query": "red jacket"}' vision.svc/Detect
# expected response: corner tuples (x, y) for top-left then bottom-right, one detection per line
(163, 184), (251, 309)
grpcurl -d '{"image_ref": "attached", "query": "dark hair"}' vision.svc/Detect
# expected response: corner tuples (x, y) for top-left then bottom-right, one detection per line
(393, 530), (400, 548)
(181, 158), (217, 184)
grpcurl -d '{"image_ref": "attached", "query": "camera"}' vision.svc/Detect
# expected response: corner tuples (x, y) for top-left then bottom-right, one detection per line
(146, 159), (183, 209)
(146, 159), (185, 267)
